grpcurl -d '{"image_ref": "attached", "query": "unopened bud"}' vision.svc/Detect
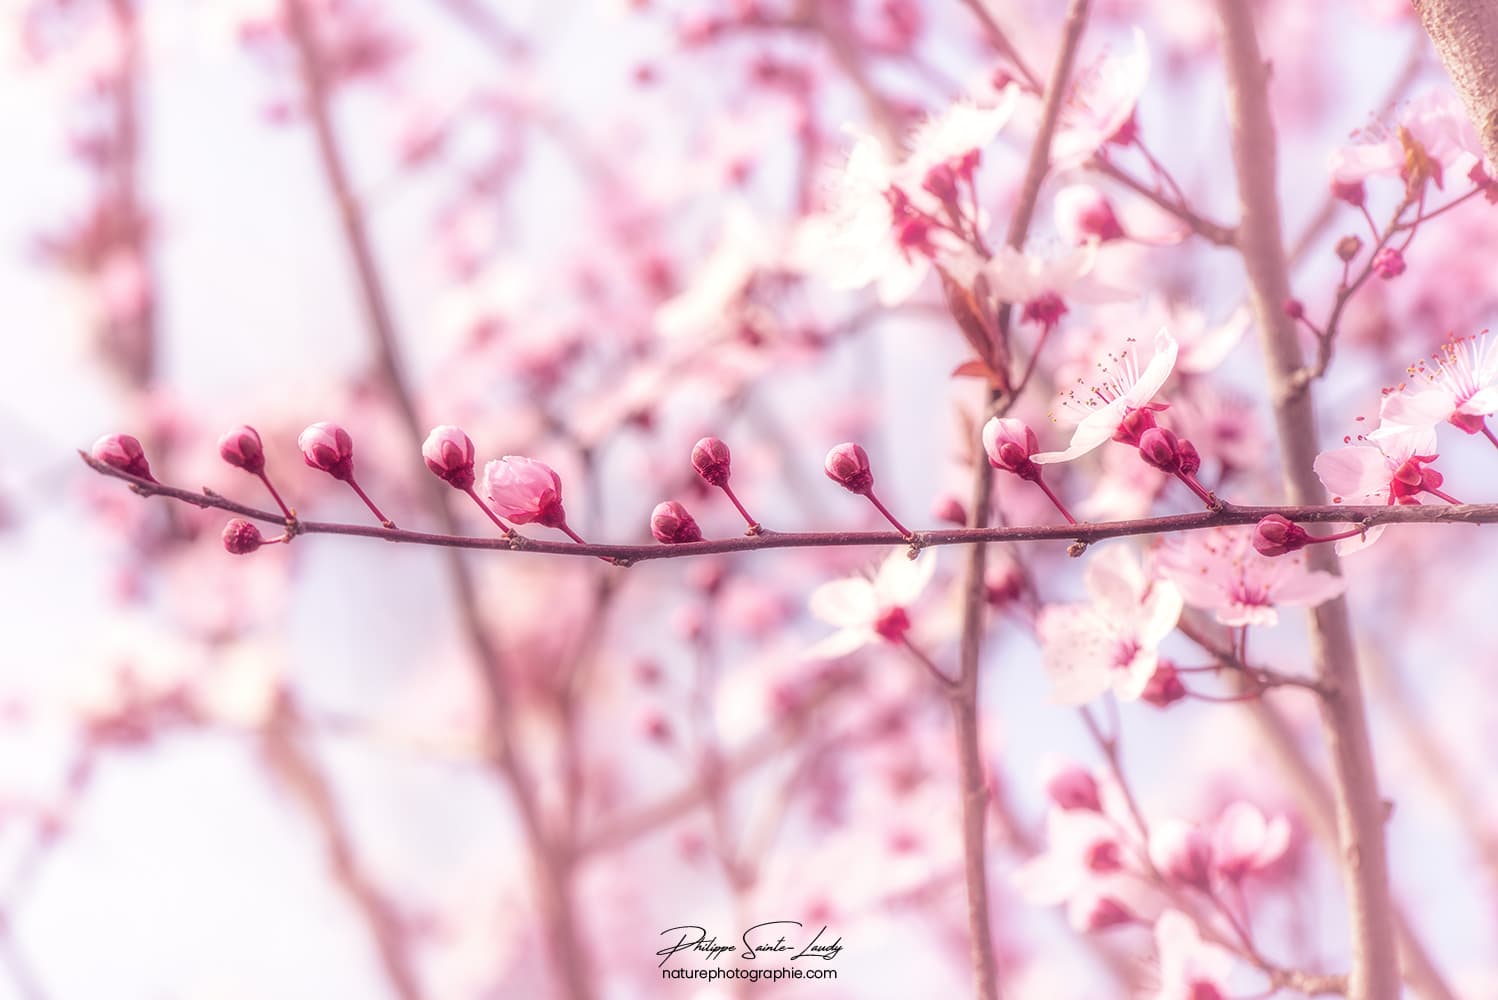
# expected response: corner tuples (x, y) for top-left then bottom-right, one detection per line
(1177, 439), (1201, 476)
(1371, 246), (1405, 280)
(1282, 298), (1305, 320)
(91, 433), (156, 482)
(982, 417), (1041, 480)
(298, 422), (355, 481)
(1137, 426), (1181, 473)
(1330, 178), (1365, 207)
(218, 425), (266, 475)
(1252, 513), (1311, 557)
(691, 437), (733, 487)
(824, 443), (873, 494)
(222, 518), (264, 555)
(1335, 234), (1363, 262)
(1141, 661), (1187, 708)
(931, 493), (967, 526)
(1045, 764), (1102, 812)
(422, 425), (476, 490)
(651, 501), (702, 544)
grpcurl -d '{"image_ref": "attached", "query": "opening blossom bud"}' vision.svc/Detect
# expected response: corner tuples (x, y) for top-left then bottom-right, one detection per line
(1371, 246), (1405, 280)
(422, 425), (476, 490)
(1142, 661), (1188, 708)
(1137, 426), (1182, 473)
(651, 501), (702, 544)
(824, 443), (873, 494)
(218, 425), (266, 474)
(1150, 821), (1214, 890)
(484, 456), (566, 527)
(982, 417), (1041, 480)
(1045, 765), (1102, 812)
(691, 437), (732, 487)
(92, 433), (155, 482)
(222, 518), (264, 555)
(1252, 513), (1311, 557)
(298, 422), (355, 480)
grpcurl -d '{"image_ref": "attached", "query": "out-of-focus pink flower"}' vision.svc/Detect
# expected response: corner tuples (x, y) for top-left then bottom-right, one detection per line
(806, 551), (936, 658)
(1156, 526), (1346, 627)
(1050, 28), (1150, 169)
(298, 422), (355, 481)
(1036, 545), (1182, 705)
(1151, 910), (1234, 1000)
(1034, 328), (1178, 464)
(982, 417), (1041, 479)
(1013, 806), (1143, 932)
(1053, 184), (1125, 244)
(222, 519), (265, 555)
(1043, 761), (1102, 812)
(931, 493), (967, 526)
(824, 442), (874, 494)
(1371, 333), (1498, 438)
(1149, 821), (1212, 890)
(422, 425), (476, 490)
(651, 501), (702, 544)
(1327, 89), (1487, 188)
(981, 244), (1132, 329)
(483, 456), (567, 527)
(218, 425), (266, 475)
(1212, 802), (1291, 881)
(91, 433), (156, 482)
(1371, 246), (1406, 279)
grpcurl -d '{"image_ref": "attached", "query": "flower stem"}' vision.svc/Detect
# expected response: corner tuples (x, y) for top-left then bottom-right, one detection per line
(257, 470), (295, 520)
(864, 489), (912, 540)
(463, 486), (515, 536)
(719, 482), (761, 534)
(1032, 473), (1078, 525)
(345, 476), (395, 529)
(1481, 421), (1498, 451)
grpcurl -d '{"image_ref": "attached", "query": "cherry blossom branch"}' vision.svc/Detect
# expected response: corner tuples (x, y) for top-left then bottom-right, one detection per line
(83, 449), (1498, 558)
(1412, 0), (1498, 168)
(956, 0), (1043, 91)
(1088, 155), (1238, 247)
(1215, 4), (1401, 995)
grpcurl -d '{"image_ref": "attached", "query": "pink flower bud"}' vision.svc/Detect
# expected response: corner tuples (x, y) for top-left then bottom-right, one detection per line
(931, 493), (967, 526)
(1371, 246), (1405, 280)
(1111, 405), (1161, 446)
(1330, 178), (1365, 207)
(1078, 895), (1135, 933)
(824, 442), (873, 494)
(1177, 438), (1201, 476)
(1044, 764), (1101, 812)
(1282, 297), (1305, 320)
(1054, 184), (1125, 244)
(222, 518), (264, 555)
(91, 433), (155, 482)
(483, 456), (566, 527)
(218, 425), (266, 475)
(1150, 821), (1214, 889)
(1141, 661), (1187, 708)
(981, 417), (1041, 480)
(985, 564), (1023, 607)
(298, 422), (355, 481)
(651, 501), (702, 544)
(422, 425), (476, 490)
(1252, 514), (1310, 557)
(691, 437), (732, 487)
(1137, 426), (1181, 472)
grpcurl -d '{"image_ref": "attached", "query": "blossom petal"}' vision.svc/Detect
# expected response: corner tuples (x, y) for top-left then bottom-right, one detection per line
(808, 578), (878, 629)
(874, 549), (936, 607)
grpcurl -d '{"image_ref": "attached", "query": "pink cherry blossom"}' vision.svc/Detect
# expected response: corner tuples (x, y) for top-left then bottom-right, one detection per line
(806, 550), (936, 658)
(482, 456), (567, 527)
(1149, 820), (1213, 889)
(1370, 333), (1498, 439)
(1314, 427), (1453, 552)
(1327, 89), (1487, 188)
(1034, 328), (1179, 465)
(1013, 805), (1151, 932)
(981, 243), (1131, 328)
(1155, 526), (1347, 627)
(1050, 28), (1151, 169)
(1151, 910), (1235, 1000)
(1212, 801), (1291, 881)
(1036, 544), (1183, 705)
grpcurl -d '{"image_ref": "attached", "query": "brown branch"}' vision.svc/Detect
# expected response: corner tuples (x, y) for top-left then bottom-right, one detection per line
(82, 450), (1498, 558)
(1215, 3), (1402, 996)
(1413, 0), (1498, 168)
